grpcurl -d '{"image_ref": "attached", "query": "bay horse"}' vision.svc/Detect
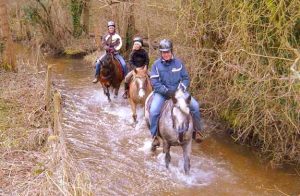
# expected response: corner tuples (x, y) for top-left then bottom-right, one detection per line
(98, 52), (124, 102)
(128, 66), (152, 122)
(145, 87), (193, 174)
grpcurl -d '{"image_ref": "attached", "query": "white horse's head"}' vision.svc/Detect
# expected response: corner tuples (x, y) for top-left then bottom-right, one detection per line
(171, 87), (192, 133)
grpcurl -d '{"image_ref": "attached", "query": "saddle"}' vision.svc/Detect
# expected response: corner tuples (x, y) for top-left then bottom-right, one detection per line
(145, 93), (170, 134)
(114, 58), (125, 78)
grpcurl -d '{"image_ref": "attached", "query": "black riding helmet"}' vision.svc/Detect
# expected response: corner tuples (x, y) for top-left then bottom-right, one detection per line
(133, 37), (143, 46)
(159, 39), (173, 52)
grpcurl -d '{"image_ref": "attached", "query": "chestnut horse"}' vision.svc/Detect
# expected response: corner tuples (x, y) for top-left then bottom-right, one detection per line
(145, 87), (193, 174)
(128, 66), (152, 122)
(98, 52), (124, 102)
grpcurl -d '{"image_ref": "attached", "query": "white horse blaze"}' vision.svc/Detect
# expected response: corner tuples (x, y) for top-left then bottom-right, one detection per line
(173, 107), (188, 130)
(176, 88), (190, 115)
(139, 89), (145, 98)
(178, 99), (190, 115)
(137, 79), (145, 98)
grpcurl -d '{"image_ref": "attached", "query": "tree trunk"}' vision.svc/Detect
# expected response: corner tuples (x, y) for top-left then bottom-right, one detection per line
(82, 0), (90, 34)
(0, 0), (16, 72)
(125, 0), (136, 52)
(71, 0), (84, 37)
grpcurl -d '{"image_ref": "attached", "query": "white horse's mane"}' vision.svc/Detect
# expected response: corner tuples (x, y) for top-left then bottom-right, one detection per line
(174, 88), (190, 115)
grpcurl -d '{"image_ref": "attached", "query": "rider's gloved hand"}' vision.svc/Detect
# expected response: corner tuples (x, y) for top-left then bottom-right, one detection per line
(108, 47), (115, 53)
(104, 45), (109, 51)
(166, 89), (176, 99)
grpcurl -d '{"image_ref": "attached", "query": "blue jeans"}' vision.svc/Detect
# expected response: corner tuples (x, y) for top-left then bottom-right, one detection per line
(95, 59), (102, 77)
(95, 54), (105, 77)
(94, 54), (127, 77)
(149, 92), (201, 137)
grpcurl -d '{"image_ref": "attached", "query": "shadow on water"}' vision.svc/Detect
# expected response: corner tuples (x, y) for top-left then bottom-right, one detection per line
(47, 56), (300, 195)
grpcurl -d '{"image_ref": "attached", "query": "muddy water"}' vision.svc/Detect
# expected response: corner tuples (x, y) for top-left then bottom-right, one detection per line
(48, 57), (300, 195)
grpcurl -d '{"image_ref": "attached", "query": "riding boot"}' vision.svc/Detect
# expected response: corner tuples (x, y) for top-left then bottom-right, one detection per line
(92, 77), (99, 83)
(193, 117), (204, 142)
(122, 82), (129, 99)
(193, 116), (203, 132)
(151, 136), (160, 151)
(93, 74), (99, 83)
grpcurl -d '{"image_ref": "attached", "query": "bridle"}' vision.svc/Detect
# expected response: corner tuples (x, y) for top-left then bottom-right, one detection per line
(132, 72), (149, 91)
(170, 96), (191, 142)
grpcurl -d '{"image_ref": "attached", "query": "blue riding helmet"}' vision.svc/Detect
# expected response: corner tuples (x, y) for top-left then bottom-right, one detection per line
(159, 39), (173, 52)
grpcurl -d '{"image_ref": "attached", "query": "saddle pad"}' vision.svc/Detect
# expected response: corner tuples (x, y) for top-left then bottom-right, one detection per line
(146, 92), (171, 128)
(146, 93), (171, 114)
(145, 92), (154, 114)
(115, 58), (125, 78)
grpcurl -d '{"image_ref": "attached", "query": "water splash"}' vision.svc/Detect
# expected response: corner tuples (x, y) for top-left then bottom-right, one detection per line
(137, 139), (153, 154)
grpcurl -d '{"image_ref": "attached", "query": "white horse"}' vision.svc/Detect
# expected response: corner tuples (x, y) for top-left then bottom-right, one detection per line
(145, 87), (193, 174)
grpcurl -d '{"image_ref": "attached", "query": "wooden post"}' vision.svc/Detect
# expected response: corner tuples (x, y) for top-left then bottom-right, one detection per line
(53, 91), (62, 136)
(45, 65), (52, 111)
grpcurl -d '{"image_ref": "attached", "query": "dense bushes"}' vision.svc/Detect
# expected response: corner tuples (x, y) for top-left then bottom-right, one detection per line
(175, 0), (300, 165)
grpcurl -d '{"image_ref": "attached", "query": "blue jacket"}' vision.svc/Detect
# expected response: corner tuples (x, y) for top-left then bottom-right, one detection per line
(150, 57), (190, 96)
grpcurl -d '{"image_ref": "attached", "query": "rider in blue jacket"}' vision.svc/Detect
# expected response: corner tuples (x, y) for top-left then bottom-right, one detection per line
(149, 39), (202, 148)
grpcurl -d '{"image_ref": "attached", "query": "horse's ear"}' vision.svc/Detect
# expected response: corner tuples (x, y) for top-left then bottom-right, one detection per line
(178, 83), (185, 91)
(143, 65), (147, 71)
(187, 95), (191, 104)
(172, 95), (177, 104)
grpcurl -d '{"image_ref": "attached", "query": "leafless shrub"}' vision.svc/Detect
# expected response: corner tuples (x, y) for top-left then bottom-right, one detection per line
(173, 0), (300, 166)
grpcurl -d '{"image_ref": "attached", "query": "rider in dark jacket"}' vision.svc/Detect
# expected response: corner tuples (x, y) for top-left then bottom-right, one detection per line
(122, 37), (149, 99)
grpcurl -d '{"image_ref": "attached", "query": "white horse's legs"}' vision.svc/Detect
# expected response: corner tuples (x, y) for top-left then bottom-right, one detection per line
(183, 140), (192, 175)
(164, 142), (171, 169)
